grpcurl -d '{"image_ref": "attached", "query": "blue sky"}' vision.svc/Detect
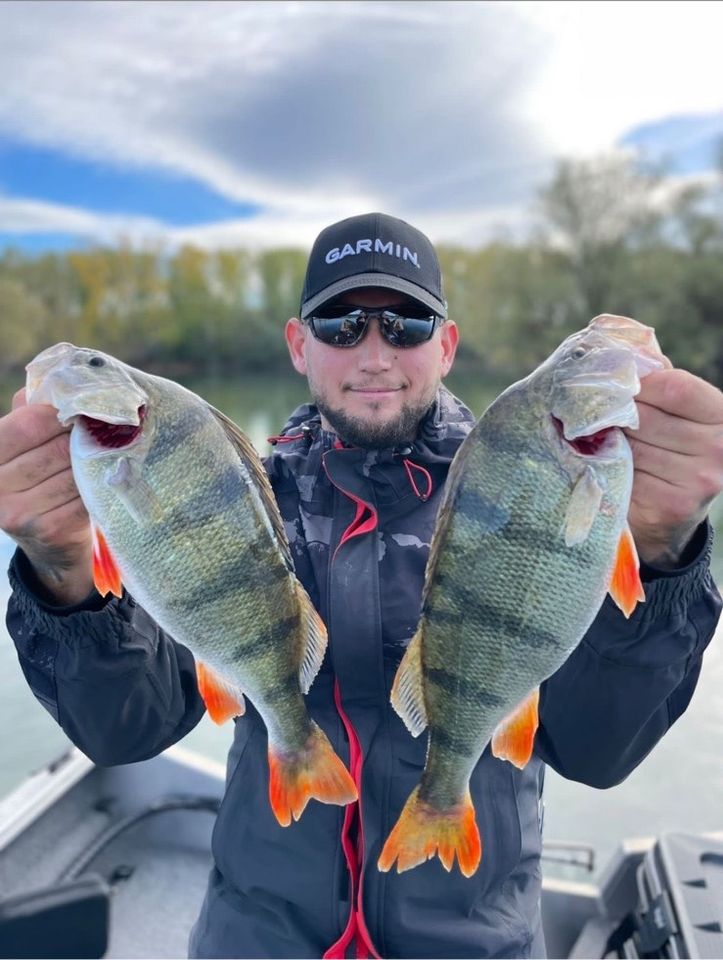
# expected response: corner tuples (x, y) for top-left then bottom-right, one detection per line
(1, 1), (721, 254)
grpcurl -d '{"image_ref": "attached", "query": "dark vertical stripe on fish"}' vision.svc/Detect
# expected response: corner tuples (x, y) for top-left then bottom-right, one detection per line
(264, 668), (301, 704)
(442, 510), (582, 558)
(156, 463), (247, 533)
(429, 727), (476, 758)
(226, 617), (299, 664)
(145, 410), (211, 465)
(425, 667), (507, 708)
(178, 547), (289, 611)
(452, 487), (510, 534)
(427, 582), (562, 651)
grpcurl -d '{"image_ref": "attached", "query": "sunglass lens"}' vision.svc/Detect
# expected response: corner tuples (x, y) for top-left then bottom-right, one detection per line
(381, 313), (437, 347)
(310, 312), (366, 346)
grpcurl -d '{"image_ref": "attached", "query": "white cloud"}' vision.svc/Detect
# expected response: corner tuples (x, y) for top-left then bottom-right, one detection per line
(0, 195), (165, 243)
(0, 1), (548, 218)
(516, 1), (723, 157)
(0, 0), (720, 245)
(0, 191), (532, 253)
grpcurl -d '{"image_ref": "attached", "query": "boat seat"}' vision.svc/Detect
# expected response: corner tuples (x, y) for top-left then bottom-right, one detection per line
(0, 873), (110, 959)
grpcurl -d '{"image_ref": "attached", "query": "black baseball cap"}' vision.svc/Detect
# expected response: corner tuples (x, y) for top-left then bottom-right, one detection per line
(299, 212), (447, 320)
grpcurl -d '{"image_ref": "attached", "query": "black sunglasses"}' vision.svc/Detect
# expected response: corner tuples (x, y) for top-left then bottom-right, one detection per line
(305, 305), (443, 348)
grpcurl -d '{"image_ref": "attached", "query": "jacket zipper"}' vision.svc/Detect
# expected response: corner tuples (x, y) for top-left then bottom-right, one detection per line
(322, 455), (381, 959)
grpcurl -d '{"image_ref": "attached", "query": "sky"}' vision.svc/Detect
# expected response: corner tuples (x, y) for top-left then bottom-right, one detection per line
(0, 0), (722, 253)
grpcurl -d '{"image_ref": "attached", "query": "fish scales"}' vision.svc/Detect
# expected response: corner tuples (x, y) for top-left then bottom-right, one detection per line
(77, 376), (310, 744)
(26, 343), (357, 825)
(379, 314), (667, 876)
(419, 388), (630, 808)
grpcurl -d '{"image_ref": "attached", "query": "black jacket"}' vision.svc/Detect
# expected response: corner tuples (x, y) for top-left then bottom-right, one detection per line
(6, 387), (721, 959)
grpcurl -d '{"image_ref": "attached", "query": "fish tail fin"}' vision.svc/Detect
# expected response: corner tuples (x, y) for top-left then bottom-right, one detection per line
(377, 786), (481, 877)
(268, 721), (357, 827)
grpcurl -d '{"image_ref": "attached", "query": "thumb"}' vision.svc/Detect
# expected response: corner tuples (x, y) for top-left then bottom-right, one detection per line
(11, 387), (27, 411)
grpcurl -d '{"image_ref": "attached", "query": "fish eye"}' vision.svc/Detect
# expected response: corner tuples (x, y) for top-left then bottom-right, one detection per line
(572, 347), (586, 359)
(88, 356), (105, 368)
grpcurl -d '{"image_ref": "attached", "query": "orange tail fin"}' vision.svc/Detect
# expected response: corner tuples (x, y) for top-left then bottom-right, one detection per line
(608, 525), (645, 618)
(377, 786), (482, 877)
(268, 722), (357, 827)
(91, 523), (122, 598)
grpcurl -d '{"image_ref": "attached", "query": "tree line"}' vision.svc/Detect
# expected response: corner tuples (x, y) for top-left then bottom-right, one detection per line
(1, 154), (721, 385)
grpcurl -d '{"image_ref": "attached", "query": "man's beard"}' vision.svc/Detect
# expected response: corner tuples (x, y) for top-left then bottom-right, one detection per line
(311, 385), (437, 449)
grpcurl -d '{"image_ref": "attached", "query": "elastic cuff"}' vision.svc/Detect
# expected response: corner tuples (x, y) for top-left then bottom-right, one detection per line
(598, 519), (716, 631)
(9, 548), (109, 615)
(639, 519), (711, 582)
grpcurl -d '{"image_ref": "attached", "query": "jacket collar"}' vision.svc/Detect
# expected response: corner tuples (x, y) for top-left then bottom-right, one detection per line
(270, 385), (475, 469)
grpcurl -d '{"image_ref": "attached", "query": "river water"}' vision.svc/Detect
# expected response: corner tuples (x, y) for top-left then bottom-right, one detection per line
(0, 372), (720, 881)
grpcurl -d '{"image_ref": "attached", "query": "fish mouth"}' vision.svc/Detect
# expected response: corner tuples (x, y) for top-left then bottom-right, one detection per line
(551, 416), (621, 458)
(78, 405), (147, 449)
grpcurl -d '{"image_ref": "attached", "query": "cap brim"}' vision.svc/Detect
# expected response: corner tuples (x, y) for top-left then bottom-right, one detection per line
(300, 273), (447, 320)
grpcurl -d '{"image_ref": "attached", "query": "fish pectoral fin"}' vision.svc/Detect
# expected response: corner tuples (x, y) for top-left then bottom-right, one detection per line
(564, 466), (603, 547)
(195, 660), (246, 724)
(105, 456), (163, 524)
(491, 687), (540, 769)
(91, 522), (122, 598)
(390, 629), (428, 737)
(608, 524), (645, 618)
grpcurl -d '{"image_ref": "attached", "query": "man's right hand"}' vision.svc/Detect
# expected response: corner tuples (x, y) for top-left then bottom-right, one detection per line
(0, 388), (94, 605)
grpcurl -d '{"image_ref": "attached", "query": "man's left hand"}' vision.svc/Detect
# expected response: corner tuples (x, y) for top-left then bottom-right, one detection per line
(624, 368), (723, 570)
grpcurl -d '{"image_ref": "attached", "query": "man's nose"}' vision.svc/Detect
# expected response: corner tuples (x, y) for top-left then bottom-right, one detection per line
(356, 320), (394, 371)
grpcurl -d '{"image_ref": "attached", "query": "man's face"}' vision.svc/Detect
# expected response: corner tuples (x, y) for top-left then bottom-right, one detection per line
(285, 288), (459, 448)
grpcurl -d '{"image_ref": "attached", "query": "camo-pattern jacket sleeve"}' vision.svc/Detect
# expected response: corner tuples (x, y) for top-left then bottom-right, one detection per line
(535, 520), (721, 786)
(5, 548), (206, 765)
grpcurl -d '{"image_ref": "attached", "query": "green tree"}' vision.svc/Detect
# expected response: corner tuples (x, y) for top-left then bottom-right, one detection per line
(539, 154), (663, 318)
(0, 277), (49, 373)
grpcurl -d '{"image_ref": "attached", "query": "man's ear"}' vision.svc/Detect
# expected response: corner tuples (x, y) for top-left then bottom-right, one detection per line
(439, 320), (459, 378)
(285, 318), (308, 375)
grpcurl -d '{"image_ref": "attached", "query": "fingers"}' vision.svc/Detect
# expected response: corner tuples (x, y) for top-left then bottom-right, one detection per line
(625, 403), (711, 456)
(636, 369), (723, 424)
(627, 425), (721, 501)
(11, 387), (27, 411)
(0, 466), (85, 539)
(0, 403), (69, 466)
(629, 469), (707, 535)
(0, 431), (72, 494)
(625, 436), (698, 488)
(34, 496), (90, 543)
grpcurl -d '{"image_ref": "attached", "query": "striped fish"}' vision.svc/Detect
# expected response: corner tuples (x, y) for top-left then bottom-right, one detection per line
(378, 314), (669, 877)
(26, 342), (357, 826)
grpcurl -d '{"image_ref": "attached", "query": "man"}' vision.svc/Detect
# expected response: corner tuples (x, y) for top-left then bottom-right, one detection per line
(1, 212), (721, 959)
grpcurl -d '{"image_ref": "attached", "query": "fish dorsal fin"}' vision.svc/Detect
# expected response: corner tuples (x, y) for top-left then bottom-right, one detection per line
(608, 524), (645, 618)
(91, 521), (123, 598)
(195, 660), (246, 724)
(422, 435), (477, 609)
(564, 466), (603, 547)
(294, 581), (328, 694)
(491, 687), (540, 769)
(207, 403), (293, 570)
(390, 630), (428, 736)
